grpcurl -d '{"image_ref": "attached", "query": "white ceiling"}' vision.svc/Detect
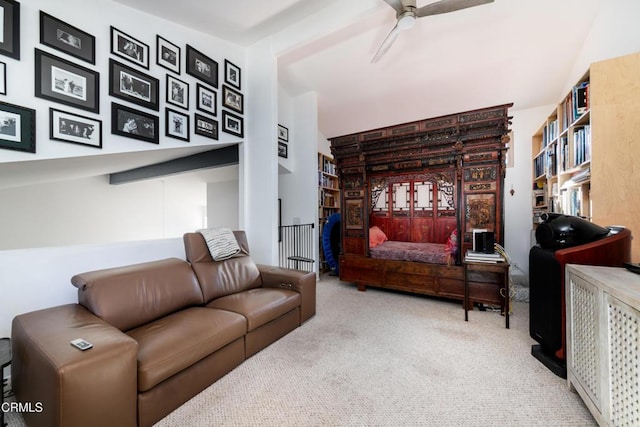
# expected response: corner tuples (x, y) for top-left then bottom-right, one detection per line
(115, 0), (601, 138)
(2, 0), (602, 189)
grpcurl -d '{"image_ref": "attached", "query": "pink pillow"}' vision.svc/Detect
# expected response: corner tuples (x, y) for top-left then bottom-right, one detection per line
(369, 226), (388, 248)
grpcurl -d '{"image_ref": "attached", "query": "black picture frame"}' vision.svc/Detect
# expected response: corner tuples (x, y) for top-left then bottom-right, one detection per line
(156, 35), (180, 74)
(222, 110), (243, 137)
(194, 113), (218, 140)
(35, 48), (100, 113)
(165, 108), (189, 142)
(224, 59), (241, 89)
(196, 83), (216, 116)
(0, 0), (19, 60)
(166, 74), (189, 110)
(40, 11), (95, 64)
(222, 85), (243, 114)
(111, 102), (159, 144)
(110, 26), (149, 69)
(0, 61), (6, 95)
(109, 59), (159, 111)
(278, 141), (288, 159)
(49, 107), (102, 149)
(278, 124), (288, 142)
(0, 101), (35, 153)
(186, 45), (218, 88)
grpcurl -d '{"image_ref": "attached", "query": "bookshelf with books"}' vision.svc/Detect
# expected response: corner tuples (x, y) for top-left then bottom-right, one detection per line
(318, 153), (340, 271)
(531, 51), (640, 261)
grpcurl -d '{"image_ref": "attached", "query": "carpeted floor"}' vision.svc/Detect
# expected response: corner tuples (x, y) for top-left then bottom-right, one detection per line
(154, 274), (593, 426)
(4, 273), (594, 426)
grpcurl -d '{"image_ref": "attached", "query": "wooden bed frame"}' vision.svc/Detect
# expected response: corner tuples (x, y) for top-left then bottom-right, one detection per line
(329, 104), (513, 305)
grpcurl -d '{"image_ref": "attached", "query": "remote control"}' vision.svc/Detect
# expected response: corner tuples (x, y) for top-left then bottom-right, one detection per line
(70, 338), (93, 351)
(623, 262), (640, 275)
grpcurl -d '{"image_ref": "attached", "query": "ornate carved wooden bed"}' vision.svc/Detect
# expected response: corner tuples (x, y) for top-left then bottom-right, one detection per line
(329, 104), (513, 305)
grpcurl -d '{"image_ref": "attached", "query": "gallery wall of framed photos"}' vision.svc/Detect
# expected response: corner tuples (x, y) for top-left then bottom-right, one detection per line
(0, 0), (246, 160)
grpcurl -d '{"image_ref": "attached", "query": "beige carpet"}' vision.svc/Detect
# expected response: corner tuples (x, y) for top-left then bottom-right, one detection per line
(154, 274), (594, 427)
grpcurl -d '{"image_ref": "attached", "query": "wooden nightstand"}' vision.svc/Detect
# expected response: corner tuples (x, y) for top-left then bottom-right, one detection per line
(463, 260), (510, 328)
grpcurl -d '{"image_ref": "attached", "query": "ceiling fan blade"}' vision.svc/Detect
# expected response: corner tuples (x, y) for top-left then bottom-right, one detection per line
(416, 0), (494, 17)
(383, 0), (406, 15)
(371, 23), (401, 63)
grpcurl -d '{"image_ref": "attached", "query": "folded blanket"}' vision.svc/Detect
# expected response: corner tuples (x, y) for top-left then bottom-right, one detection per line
(198, 227), (241, 261)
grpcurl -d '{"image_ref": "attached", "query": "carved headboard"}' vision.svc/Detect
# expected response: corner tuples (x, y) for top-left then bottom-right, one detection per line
(329, 104), (513, 260)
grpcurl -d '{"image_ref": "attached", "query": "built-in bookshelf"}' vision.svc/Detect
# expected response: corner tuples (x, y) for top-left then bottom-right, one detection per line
(318, 153), (340, 271)
(531, 51), (640, 261)
(532, 71), (591, 225)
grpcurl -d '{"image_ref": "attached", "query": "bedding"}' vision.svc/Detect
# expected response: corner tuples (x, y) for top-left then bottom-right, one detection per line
(369, 240), (448, 265)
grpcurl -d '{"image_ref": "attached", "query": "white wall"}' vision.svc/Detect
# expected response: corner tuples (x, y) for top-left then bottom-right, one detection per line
(207, 179), (240, 229)
(0, 238), (184, 338)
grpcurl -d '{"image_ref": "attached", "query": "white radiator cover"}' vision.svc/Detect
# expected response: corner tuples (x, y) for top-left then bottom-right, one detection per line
(566, 264), (640, 426)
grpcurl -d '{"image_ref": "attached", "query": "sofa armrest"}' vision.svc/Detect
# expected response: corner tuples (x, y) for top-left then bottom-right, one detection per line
(11, 304), (138, 427)
(256, 265), (316, 323)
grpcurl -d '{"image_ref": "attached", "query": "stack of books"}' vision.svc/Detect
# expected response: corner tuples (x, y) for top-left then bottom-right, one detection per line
(464, 250), (506, 263)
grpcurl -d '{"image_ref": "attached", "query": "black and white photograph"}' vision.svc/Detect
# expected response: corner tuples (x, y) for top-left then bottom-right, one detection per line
(222, 85), (243, 114)
(194, 113), (218, 140)
(35, 49), (99, 113)
(109, 59), (159, 111)
(165, 108), (189, 142)
(0, 101), (35, 153)
(278, 124), (289, 141)
(111, 102), (158, 144)
(224, 59), (241, 89)
(0, 110), (19, 142)
(186, 45), (218, 88)
(0, 61), (6, 95)
(110, 26), (149, 69)
(166, 74), (188, 110)
(51, 65), (86, 101)
(196, 83), (216, 116)
(278, 141), (288, 159)
(0, 0), (20, 60)
(156, 35), (180, 74)
(40, 11), (95, 64)
(50, 108), (102, 148)
(222, 110), (243, 137)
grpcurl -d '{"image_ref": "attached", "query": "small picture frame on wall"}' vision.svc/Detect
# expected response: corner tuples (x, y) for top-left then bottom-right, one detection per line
(111, 102), (159, 144)
(224, 59), (241, 89)
(110, 26), (149, 69)
(0, 61), (6, 95)
(222, 85), (243, 114)
(49, 108), (102, 149)
(278, 124), (288, 142)
(109, 59), (159, 111)
(40, 11), (95, 64)
(186, 45), (218, 88)
(194, 113), (218, 140)
(0, 101), (36, 153)
(35, 48), (100, 113)
(278, 141), (288, 159)
(196, 83), (216, 116)
(166, 74), (189, 110)
(165, 108), (189, 142)
(0, 0), (20, 60)
(222, 110), (243, 137)
(156, 35), (180, 74)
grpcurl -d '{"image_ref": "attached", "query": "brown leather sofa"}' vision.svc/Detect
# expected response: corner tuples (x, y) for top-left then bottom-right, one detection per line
(11, 231), (316, 427)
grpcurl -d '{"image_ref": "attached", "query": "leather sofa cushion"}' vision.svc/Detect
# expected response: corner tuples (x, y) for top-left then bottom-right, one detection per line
(207, 288), (300, 331)
(191, 255), (263, 302)
(72, 258), (204, 331)
(127, 307), (246, 392)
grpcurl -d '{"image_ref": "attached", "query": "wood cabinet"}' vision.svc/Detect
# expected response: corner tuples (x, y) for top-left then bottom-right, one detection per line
(531, 51), (640, 261)
(566, 264), (640, 426)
